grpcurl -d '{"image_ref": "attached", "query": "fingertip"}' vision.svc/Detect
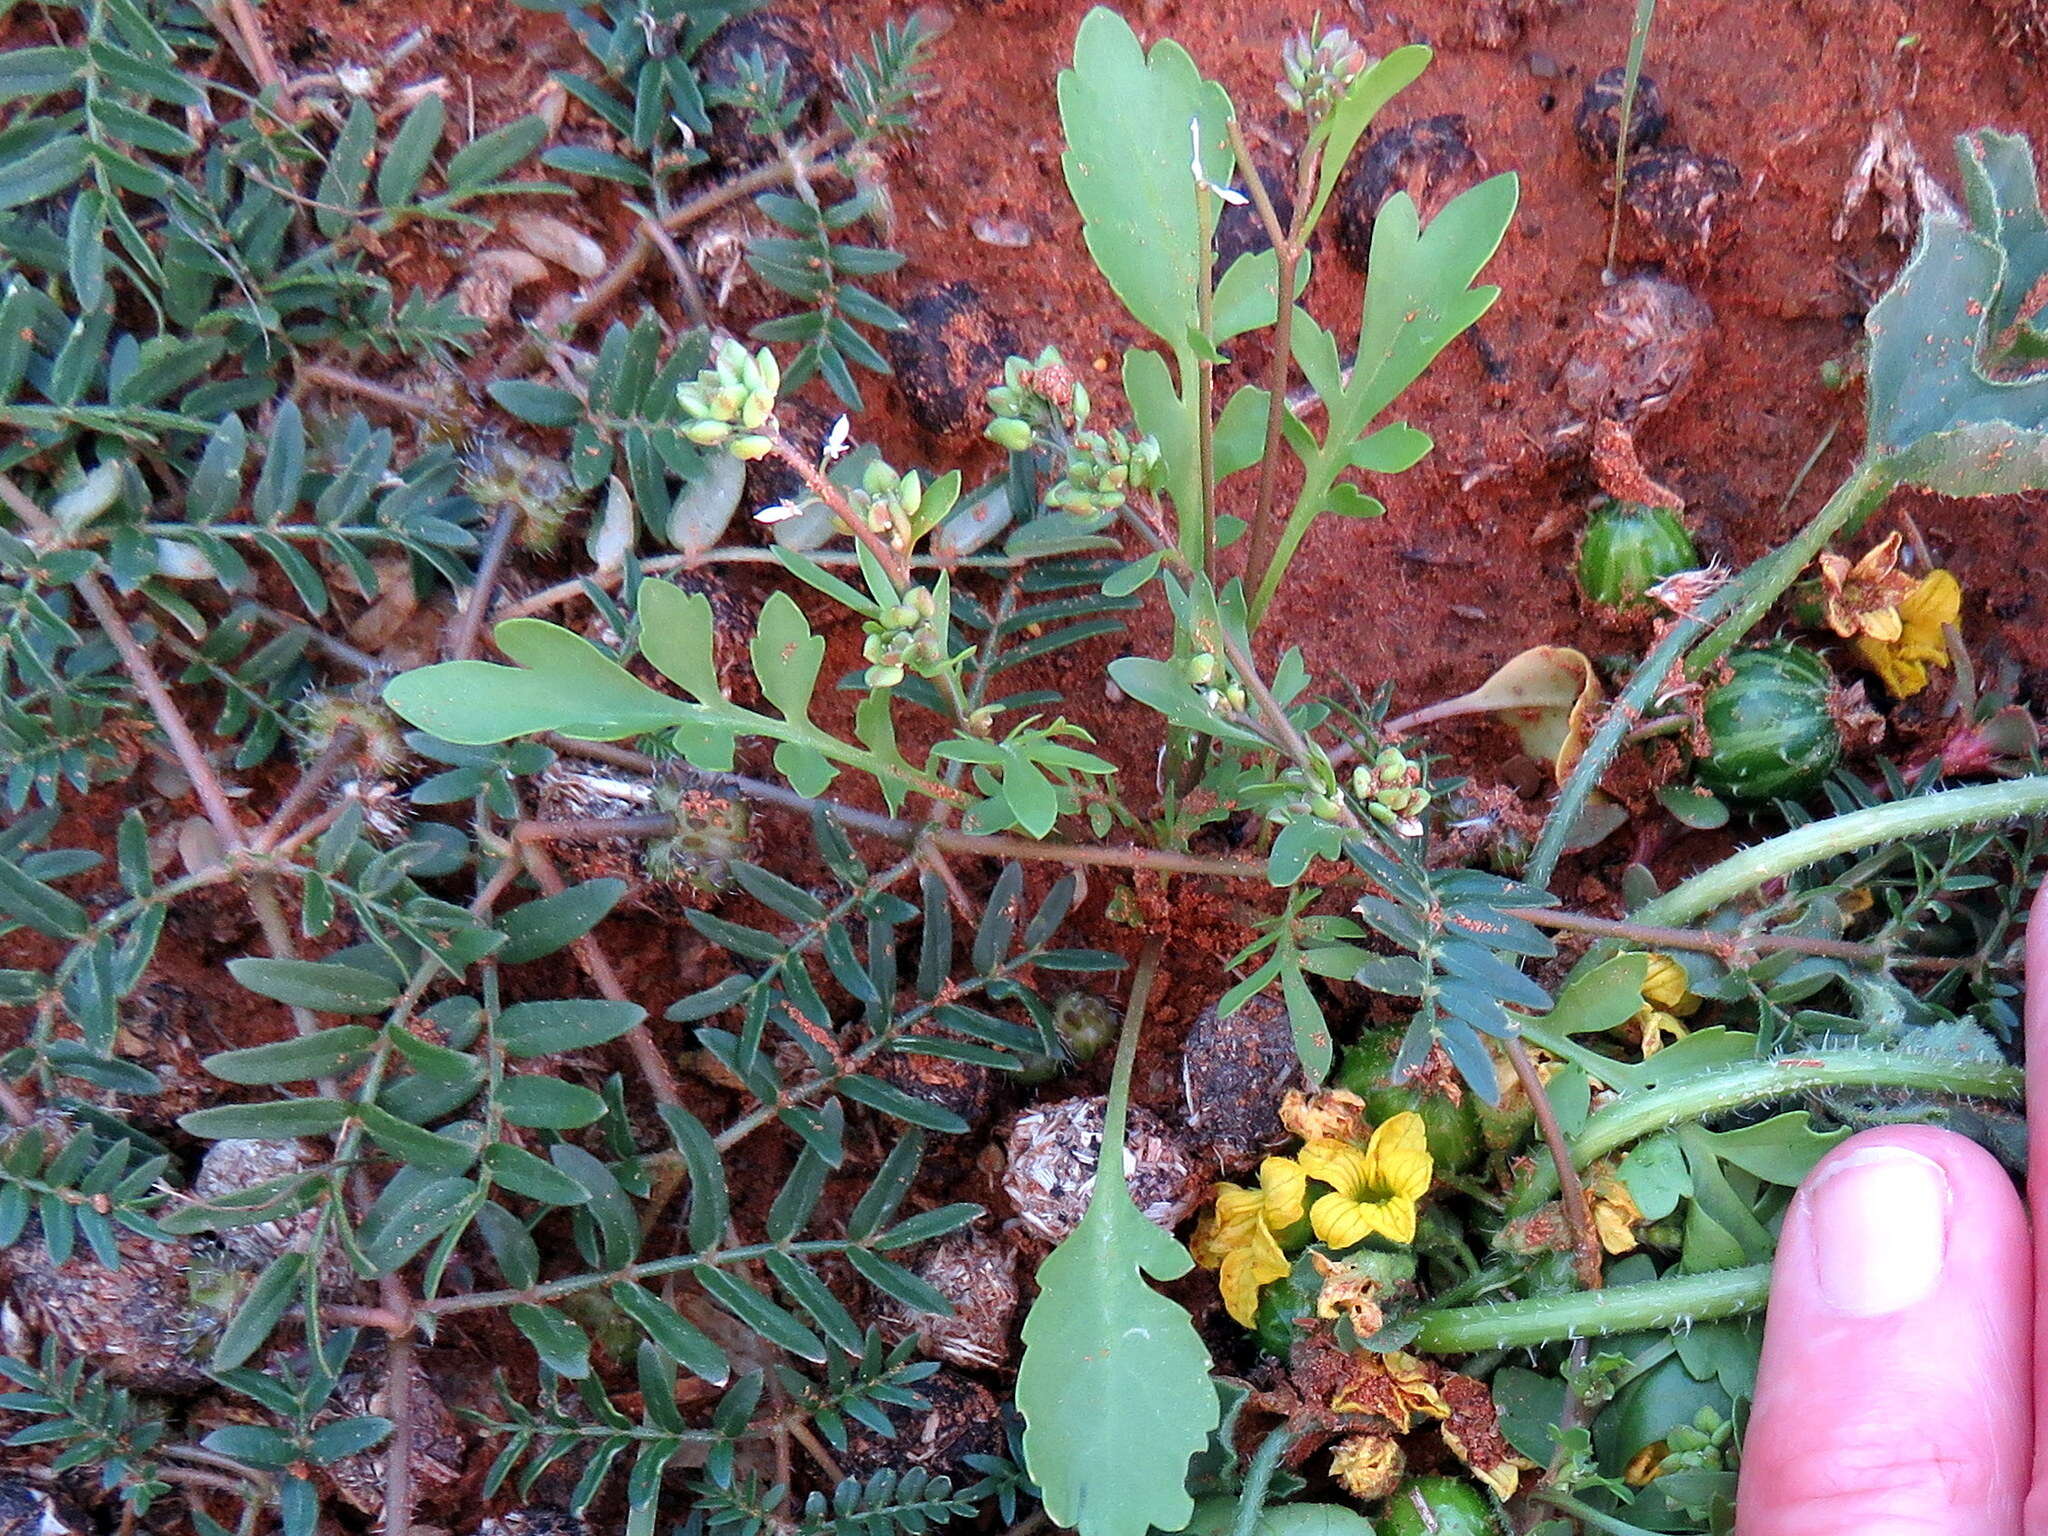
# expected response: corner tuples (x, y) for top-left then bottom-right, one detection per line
(1738, 1126), (2030, 1536)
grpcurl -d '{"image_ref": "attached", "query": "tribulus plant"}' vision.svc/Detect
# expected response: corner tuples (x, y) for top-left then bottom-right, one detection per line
(5, 6), (2048, 1536)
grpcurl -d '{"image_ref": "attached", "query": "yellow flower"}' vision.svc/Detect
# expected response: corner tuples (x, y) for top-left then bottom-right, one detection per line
(1191, 1157), (1308, 1327)
(1629, 953), (1700, 1057)
(1299, 1114), (1433, 1248)
(1817, 531), (1916, 642)
(1329, 1433), (1405, 1501)
(1589, 1172), (1644, 1256)
(1854, 569), (1961, 698)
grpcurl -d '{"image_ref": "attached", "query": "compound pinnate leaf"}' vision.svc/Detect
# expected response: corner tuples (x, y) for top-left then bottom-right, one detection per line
(1017, 1169), (1217, 1536)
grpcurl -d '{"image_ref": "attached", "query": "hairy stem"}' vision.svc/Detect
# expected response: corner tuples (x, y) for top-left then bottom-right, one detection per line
(1508, 1041), (1602, 1291)
(1515, 1048), (2023, 1208)
(1228, 1427), (1298, 1536)
(1411, 1263), (1771, 1352)
(1633, 774), (2048, 933)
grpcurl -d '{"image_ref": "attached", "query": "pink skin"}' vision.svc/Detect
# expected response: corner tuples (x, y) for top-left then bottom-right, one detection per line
(1733, 881), (2048, 1534)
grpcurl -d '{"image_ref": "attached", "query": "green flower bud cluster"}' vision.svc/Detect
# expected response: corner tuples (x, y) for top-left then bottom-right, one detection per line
(861, 584), (939, 688)
(1353, 746), (1431, 837)
(1638, 1407), (1734, 1484)
(1046, 427), (1163, 514)
(1183, 645), (1247, 715)
(1279, 25), (1371, 119)
(676, 340), (781, 461)
(846, 458), (925, 551)
(985, 345), (1089, 453)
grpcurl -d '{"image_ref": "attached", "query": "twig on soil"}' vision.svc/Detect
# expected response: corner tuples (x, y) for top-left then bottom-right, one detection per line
(447, 505), (522, 661)
(296, 361), (445, 418)
(495, 127), (851, 376)
(515, 838), (684, 1107)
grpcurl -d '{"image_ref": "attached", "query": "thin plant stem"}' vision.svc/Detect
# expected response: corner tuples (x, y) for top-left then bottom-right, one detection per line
(497, 127), (850, 374)
(1515, 1047), (2023, 1208)
(1226, 116), (1301, 609)
(1509, 1042), (1602, 1291)
(1533, 1490), (1666, 1536)
(1602, 0), (1661, 279)
(1633, 774), (2048, 933)
(382, 1329), (417, 1536)
(252, 729), (357, 853)
(1101, 935), (1167, 1170)
(1227, 1427), (1298, 1536)
(517, 840), (683, 1107)
(764, 430), (911, 589)
(295, 361), (442, 417)
(447, 504), (522, 661)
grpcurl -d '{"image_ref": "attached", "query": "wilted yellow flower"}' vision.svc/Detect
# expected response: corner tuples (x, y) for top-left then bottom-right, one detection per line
(1440, 1372), (1537, 1500)
(1191, 1156), (1308, 1327)
(1329, 1434), (1405, 1501)
(1854, 569), (1961, 698)
(1300, 1114), (1433, 1248)
(1330, 1348), (1450, 1429)
(1625, 1442), (1671, 1487)
(1589, 1172), (1644, 1256)
(1629, 953), (1700, 1056)
(1310, 1250), (1386, 1335)
(1818, 531), (1916, 642)
(1279, 1086), (1370, 1145)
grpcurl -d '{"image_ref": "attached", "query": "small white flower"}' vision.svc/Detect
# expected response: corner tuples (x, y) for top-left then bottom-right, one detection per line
(822, 414), (852, 463)
(754, 502), (805, 525)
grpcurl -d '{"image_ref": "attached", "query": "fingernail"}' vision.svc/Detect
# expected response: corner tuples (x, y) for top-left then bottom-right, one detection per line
(1806, 1145), (1950, 1316)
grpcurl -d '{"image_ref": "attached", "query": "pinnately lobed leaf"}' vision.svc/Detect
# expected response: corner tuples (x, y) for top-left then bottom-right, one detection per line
(1865, 131), (2048, 494)
(1056, 6), (1232, 353)
(1016, 1173), (1218, 1536)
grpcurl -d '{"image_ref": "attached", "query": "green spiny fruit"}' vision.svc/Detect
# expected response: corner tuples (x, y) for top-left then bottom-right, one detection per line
(1695, 643), (1843, 802)
(1336, 1031), (1483, 1172)
(1379, 1478), (1503, 1536)
(1576, 498), (1699, 615)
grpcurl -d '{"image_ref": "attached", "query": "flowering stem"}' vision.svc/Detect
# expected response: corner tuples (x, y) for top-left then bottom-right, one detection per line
(763, 430), (912, 590)
(1514, 1047), (2023, 1209)
(1509, 1043), (1603, 1292)
(1411, 1263), (1772, 1352)
(1226, 115), (1301, 613)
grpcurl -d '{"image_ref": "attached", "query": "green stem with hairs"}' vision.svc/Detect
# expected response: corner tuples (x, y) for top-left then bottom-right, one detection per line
(1228, 1427), (1297, 1536)
(1411, 1263), (1771, 1352)
(1515, 1048), (2023, 1209)
(1635, 774), (2048, 931)
(1685, 457), (1894, 677)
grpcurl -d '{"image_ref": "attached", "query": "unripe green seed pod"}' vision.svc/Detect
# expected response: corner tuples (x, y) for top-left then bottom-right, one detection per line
(1694, 643), (1843, 803)
(1379, 1478), (1502, 1536)
(1053, 991), (1117, 1062)
(1576, 498), (1699, 614)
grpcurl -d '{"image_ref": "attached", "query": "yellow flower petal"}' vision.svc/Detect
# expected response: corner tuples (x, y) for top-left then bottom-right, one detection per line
(1362, 1112), (1434, 1204)
(1298, 1138), (1373, 1198)
(1901, 568), (1961, 630)
(1257, 1156), (1307, 1230)
(1217, 1219), (1289, 1327)
(1639, 955), (1698, 1015)
(1857, 569), (1961, 698)
(1329, 1434), (1405, 1501)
